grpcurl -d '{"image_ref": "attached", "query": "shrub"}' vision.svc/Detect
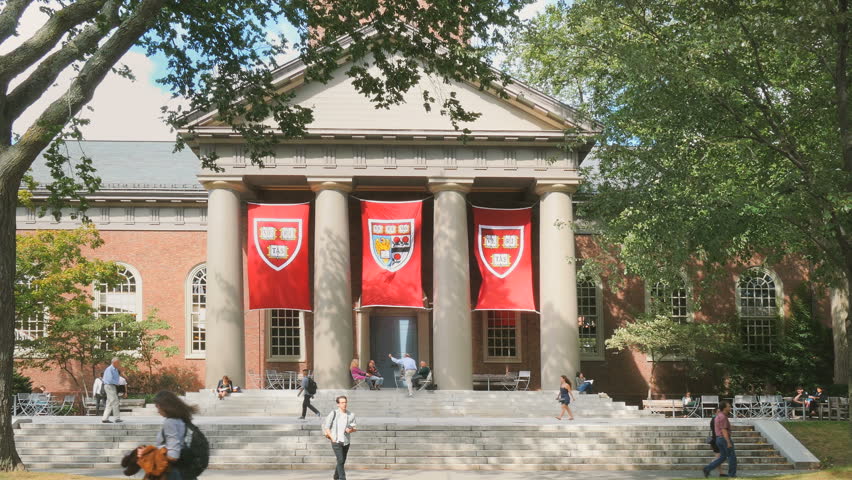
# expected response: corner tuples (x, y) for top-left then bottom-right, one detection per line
(11, 369), (32, 397)
(132, 366), (203, 395)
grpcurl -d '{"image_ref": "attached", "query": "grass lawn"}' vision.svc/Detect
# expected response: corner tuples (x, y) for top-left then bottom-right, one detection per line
(782, 421), (852, 469)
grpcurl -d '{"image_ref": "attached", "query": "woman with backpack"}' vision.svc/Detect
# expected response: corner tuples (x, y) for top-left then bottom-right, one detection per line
(138, 391), (202, 480)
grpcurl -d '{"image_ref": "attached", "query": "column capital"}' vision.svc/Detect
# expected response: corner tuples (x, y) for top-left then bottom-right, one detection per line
(428, 179), (473, 194)
(199, 177), (254, 195)
(309, 179), (353, 193)
(534, 181), (579, 196)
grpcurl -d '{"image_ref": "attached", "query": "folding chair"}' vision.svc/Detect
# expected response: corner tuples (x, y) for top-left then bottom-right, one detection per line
(393, 366), (406, 388)
(700, 395), (719, 418)
(514, 371), (531, 391)
(265, 369), (285, 389)
(30, 393), (52, 416)
(733, 395), (757, 418)
(684, 398), (702, 418)
(417, 372), (433, 391)
(351, 373), (367, 390)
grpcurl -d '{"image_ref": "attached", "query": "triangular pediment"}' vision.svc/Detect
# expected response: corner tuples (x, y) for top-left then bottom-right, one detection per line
(187, 30), (599, 137)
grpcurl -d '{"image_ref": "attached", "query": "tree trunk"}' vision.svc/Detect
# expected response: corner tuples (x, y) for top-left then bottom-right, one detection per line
(831, 281), (849, 384)
(0, 166), (24, 471)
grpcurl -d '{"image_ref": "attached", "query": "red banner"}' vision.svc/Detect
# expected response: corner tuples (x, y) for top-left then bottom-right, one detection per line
(247, 203), (311, 311)
(474, 206), (536, 311)
(361, 200), (424, 308)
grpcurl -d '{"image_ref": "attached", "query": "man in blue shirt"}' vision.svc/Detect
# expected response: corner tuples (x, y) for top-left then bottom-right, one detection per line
(388, 353), (417, 397)
(102, 357), (123, 423)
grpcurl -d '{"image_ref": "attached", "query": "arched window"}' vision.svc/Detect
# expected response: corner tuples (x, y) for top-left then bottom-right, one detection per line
(94, 263), (141, 348)
(186, 264), (207, 357)
(647, 276), (691, 324)
(577, 273), (604, 360)
(736, 267), (781, 352)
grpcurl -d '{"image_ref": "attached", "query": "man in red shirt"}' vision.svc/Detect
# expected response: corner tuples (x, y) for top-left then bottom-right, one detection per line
(703, 400), (737, 478)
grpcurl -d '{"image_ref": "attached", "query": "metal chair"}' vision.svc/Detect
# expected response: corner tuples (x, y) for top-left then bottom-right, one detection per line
(14, 393), (32, 416)
(514, 371), (531, 391)
(417, 372), (433, 391)
(684, 398), (702, 418)
(351, 373), (367, 390)
(700, 395), (719, 418)
(265, 369), (285, 389)
(29, 393), (52, 416)
(733, 395), (758, 418)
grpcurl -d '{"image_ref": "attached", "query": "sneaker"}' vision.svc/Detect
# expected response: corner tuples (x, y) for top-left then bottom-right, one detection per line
(316, 412), (321, 417)
(114, 419), (123, 423)
(702, 468), (709, 478)
(102, 420), (112, 423)
(298, 416), (305, 420)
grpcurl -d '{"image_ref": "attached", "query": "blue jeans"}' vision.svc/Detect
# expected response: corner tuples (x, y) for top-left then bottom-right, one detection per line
(578, 382), (592, 393)
(704, 437), (737, 477)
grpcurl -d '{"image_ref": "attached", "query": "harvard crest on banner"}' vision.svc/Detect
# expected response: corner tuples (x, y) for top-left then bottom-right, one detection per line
(247, 203), (311, 311)
(361, 200), (424, 308)
(474, 206), (536, 311)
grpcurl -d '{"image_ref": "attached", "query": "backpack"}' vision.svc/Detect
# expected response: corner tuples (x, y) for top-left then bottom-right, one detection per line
(306, 377), (318, 395)
(176, 421), (209, 479)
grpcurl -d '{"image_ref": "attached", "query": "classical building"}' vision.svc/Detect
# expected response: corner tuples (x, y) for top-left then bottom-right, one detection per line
(15, 53), (830, 398)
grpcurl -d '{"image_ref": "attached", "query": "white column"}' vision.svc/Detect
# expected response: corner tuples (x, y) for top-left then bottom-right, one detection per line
(204, 181), (248, 388)
(429, 181), (473, 390)
(311, 180), (354, 389)
(536, 182), (580, 390)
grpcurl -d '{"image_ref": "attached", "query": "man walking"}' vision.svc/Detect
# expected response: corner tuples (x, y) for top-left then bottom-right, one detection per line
(297, 369), (320, 420)
(101, 357), (122, 423)
(323, 395), (357, 480)
(389, 353), (417, 397)
(703, 400), (737, 478)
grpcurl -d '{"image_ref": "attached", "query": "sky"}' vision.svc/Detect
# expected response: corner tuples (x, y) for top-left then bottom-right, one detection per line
(7, 0), (555, 142)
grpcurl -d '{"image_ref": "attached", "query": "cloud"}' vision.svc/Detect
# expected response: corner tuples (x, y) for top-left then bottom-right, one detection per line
(8, 4), (179, 141)
(518, 0), (556, 20)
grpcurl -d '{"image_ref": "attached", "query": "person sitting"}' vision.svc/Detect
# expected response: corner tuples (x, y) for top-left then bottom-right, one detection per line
(366, 360), (384, 390)
(216, 375), (234, 400)
(791, 386), (809, 418)
(412, 361), (431, 388)
(575, 372), (593, 394)
(682, 391), (696, 408)
(350, 359), (376, 389)
(807, 386), (827, 417)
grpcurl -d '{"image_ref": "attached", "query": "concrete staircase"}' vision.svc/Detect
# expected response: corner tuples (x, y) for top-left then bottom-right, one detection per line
(14, 421), (793, 471)
(182, 389), (653, 418)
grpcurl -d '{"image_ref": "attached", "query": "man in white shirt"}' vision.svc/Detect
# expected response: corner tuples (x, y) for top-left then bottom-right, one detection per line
(323, 396), (357, 480)
(101, 357), (122, 423)
(389, 353), (417, 397)
(92, 374), (106, 414)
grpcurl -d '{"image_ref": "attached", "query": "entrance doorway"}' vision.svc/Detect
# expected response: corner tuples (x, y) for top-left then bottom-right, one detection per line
(370, 316), (418, 388)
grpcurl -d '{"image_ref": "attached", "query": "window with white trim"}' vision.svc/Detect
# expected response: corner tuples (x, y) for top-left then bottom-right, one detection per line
(15, 278), (47, 339)
(95, 264), (139, 349)
(483, 311), (521, 362)
(268, 309), (305, 361)
(647, 277), (691, 323)
(186, 264), (207, 356)
(577, 273), (604, 360)
(737, 268), (780, 352)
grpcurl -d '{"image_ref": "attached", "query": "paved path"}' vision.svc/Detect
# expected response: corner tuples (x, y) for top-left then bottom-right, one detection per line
(33, 469), (793, 480)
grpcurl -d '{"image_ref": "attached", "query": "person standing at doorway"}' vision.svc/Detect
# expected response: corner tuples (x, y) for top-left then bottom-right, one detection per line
(92, 374), (106, 415)
(323, 395), (357, 480)
(389, 353), (417, 397)
(102, 357), (123, 423)
(703, 401), (737, 478)
(297, 369), (320, 420)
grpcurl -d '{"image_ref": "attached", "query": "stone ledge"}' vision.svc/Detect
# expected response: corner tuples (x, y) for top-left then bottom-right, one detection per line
(752, 420), (820, 469)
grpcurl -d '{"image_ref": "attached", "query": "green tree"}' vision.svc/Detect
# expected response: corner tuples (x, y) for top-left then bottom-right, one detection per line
(508, 0), (851, 411)
(0, 1), (527, 470)
(14, 225), (120, 391)
(605, 314), (722, 399)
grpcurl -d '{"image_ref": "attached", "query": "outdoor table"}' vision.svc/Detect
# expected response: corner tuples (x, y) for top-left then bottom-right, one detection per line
(472, 373), (513, 391)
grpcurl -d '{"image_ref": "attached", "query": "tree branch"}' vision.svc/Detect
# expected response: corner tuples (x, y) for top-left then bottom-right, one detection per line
(4, 1), (121, 123)
(4, 0), (165, 175)
(0, 0), (33, 45)
(0, 0), (107, 82)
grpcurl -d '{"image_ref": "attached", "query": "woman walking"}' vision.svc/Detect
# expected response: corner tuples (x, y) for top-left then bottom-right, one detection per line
(138, 391), (199, 480)
(555, 375), (575, 420)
